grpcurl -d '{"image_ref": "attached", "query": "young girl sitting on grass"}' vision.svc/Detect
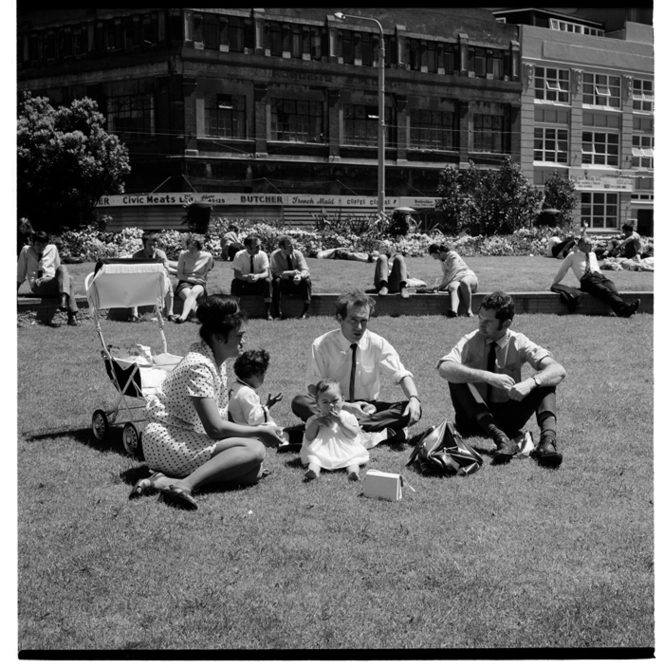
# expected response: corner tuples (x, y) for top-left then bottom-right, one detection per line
(228, 349), (287, 445)
(300, 379), (371, 481)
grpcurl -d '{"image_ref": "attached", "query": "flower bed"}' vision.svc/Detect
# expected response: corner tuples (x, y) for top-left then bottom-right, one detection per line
(52, 220), (653, 262)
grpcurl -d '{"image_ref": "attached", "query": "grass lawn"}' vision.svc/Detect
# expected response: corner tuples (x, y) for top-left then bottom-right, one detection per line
(39, 254), (655, 299)
(16, 295), (653, 652)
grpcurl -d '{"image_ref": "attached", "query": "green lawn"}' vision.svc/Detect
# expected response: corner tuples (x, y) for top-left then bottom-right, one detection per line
(35, 254), (655, 299)
(16, 302), (653, 652)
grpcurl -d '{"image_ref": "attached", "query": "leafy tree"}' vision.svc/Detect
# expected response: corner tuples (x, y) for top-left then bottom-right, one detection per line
(17, 92), (131, 234)
(541, 172), (578, 228)
(436, 158), (542, 236)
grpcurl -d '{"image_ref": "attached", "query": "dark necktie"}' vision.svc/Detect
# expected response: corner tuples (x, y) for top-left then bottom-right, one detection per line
(486, 341), (498, 403)
(582, 252), (593, 280)
(349, 343), (358, 402)
(250, 254), (254, 273)
(287, 254), (293, 271)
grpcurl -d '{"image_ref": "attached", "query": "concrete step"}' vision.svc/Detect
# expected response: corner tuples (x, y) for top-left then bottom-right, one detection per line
(17, 290), (653, 322)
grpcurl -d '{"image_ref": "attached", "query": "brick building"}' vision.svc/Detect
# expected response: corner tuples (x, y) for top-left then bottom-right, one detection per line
(17, 7), (522, 228)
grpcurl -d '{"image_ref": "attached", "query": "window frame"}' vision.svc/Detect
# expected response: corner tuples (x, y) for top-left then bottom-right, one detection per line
(580, 192), (619, 229)
(270, 97), (324, 144)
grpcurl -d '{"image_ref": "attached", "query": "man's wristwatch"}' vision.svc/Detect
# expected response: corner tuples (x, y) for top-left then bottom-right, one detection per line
(533, 376), (542, 387)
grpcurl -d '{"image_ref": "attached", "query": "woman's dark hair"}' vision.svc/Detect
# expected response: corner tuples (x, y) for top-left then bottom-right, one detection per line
(196, 294), (247, 344)
(428, 242), (451, 255)
(480, 291), (514, 325)
(335, 289), (375, 319)
(234, 349), (270, 379)
(187, 234), (204, 251)
(315, 378), (342, 399)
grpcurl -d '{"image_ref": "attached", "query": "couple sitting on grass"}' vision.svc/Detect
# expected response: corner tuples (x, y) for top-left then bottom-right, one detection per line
(130, 288), (565, 510)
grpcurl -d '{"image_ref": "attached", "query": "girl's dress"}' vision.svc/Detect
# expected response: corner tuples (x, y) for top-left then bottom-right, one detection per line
(300, 409), (371, 470)
(438, 251), (478, 290)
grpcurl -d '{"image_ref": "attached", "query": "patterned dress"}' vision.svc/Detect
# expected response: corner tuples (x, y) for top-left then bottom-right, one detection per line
(143, 340), (229, 476)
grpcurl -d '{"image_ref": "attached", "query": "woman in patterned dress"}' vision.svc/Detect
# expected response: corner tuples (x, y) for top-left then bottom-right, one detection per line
(428, 242), (478, 318)
(130, 294), (283, 509)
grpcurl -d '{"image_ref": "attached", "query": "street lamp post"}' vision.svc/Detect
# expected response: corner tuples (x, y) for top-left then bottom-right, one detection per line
(334, 12), (385, 216)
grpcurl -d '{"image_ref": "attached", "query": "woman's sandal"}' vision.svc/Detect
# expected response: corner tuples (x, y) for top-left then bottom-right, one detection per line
(167, 314), (177, 322)
(160, 485), (198, 510)
(128, 472), (165, 500)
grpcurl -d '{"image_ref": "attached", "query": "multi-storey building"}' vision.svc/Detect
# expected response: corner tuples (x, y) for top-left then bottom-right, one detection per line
(494, 7), (654, 235)
(17, 8), (522, 229)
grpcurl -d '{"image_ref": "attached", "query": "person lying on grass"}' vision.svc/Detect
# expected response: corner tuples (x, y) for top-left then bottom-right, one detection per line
(228, 348), (288, 446)
(129, 294), (283, 510)
(300, 379), (371, 481)
(436, 291), (566, 468)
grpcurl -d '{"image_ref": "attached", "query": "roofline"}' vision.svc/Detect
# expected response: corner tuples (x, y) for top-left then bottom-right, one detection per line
(491, 7), (604, 27)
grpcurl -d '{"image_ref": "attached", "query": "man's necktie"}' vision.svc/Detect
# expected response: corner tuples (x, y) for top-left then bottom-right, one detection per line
(250, 254), (254, 273)
(287, 254), (293, 271)
(349, 343), (358, 402)
(486, 341), (498, 403)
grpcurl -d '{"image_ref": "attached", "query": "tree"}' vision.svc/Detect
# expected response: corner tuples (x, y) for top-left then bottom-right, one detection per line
(541, 172), (578, 229)
(436, 158), (542, 236)
(17, 92), (131, 233)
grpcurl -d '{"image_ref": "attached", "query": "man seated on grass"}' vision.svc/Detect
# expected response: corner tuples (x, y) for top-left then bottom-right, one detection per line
(436, 291), (566, 468)
(230, 235), (273, 320)
(270, 235), (312, 320)
(17, 230), (79, 326)
(601, 223), (643, 260)
(130, 232), (177, 322)
(550, 237), (640, 318)
(292, 289), (422, 444)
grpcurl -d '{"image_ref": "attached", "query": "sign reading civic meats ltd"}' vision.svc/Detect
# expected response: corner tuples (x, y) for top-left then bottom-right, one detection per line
(97, 193), (440, 209)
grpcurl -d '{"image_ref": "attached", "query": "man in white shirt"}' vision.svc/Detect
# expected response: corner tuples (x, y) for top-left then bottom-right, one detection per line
(604, 223), (642, 260)
(550, 237), (640, 318)
(17, 230), (79, 325)
(291, 289), (422, 443)
(437, 291), (566, 467)
(230, 235), (273, 320)
(269, 235), (312, 319)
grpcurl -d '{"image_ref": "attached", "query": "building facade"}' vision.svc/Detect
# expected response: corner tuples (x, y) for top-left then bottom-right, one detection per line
(495, 7), (654, 235)
(17, 8), (522, 229)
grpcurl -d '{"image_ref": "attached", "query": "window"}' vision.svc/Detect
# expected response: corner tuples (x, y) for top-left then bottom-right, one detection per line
(266, 21), (283, 56)
(582, 131), (619, 166)
(72, 27), (88, 57)
(469, 46), (486, 77)
(471, 104), (509, 153)
(442, 43), (459, 74)
(549, 18), (603, 36)
(410, 108), (457, 150)
(583, 73), (621, 108)
(343, 104), (396, 147)
(534, 127), (568, 163)
(632, 117), (654, 170)
(123, 16), (139, 50)
(271, 98), (324, 143)
(57, 28), (72, 59)
(534, 67), (570, 103)
(581, 192), (618, 229)
(309, 26), (324, 60)
(107, 94), (154, 139)
(220, 15), (253, 52)
(204, 95), (246, 139)
(633, 79), (654, 113)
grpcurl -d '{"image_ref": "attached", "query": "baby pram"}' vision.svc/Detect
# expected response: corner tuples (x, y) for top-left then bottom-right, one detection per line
(85, 258), (182, 456)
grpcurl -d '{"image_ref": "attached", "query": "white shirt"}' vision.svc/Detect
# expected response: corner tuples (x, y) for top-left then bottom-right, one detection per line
(551, 249), (602, 286)
(232, 249), (270, 277)
(306, 328), (413, 401)
(17, 244), (61, 290)
(228, 380), (275, 426)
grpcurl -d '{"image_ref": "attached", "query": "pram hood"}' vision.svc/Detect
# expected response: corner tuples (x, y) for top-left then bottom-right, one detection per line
(86, 258), (170, 310)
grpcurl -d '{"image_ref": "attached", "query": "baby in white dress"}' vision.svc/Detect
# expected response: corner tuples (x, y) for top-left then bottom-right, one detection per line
(300, 379), (371, 481)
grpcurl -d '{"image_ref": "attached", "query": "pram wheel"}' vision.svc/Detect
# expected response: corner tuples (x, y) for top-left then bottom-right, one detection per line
(122, 422), (143, 458)
(92, 410), (109, 441)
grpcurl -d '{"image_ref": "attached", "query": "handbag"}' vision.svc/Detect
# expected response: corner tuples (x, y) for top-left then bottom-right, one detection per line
(406, 419), (483, 476)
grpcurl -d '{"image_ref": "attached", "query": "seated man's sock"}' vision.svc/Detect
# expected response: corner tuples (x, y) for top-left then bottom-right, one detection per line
(476, 412), (508, 445)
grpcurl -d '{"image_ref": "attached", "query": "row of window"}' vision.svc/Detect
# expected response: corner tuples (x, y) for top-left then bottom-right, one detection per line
(534, 67), (654, 111)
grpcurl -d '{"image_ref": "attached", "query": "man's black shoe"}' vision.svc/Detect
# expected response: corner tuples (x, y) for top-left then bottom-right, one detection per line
(492, 437), (518, 464)
(59, 294), (69, 312)
(532, 436), (562, 468)
(67, 313), (79, 327)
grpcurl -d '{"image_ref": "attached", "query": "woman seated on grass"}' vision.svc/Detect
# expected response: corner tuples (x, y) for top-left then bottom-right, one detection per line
(428, 242), (478, 317)
(173, 235), (215, 323)
(130, 294), (283, 510)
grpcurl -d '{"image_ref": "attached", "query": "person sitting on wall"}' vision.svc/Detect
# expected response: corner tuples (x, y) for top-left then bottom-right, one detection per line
(17, 217), (35, 257)
(173, 235), (215, 324)
(230, 235), (274, 321)
(550, 236), (641, 318)
(372, 250), (411, 299)
(130, 232), (177, 322)
(17, 230), (79, 326)
(222, 224), (244, 261)
(602, 223), (643, 260)
(269, 235), (313, 320)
